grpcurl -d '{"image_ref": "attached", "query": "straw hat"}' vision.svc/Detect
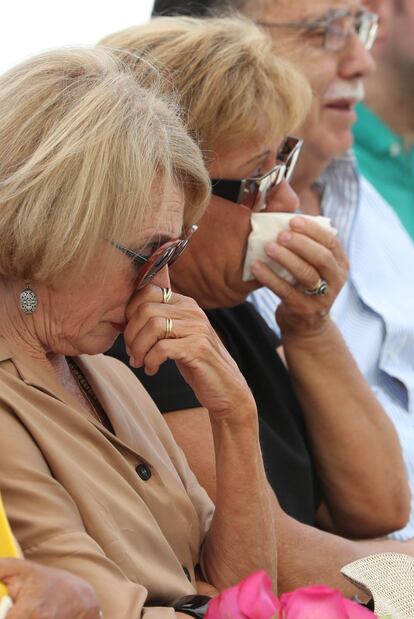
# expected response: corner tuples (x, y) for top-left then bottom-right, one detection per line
(341, 552), (414, 619)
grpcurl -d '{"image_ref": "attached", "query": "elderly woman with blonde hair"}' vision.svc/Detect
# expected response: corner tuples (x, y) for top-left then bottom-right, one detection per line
(0, 42), (289, 618)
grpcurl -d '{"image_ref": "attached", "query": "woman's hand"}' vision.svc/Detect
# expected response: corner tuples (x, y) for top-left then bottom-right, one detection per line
(251, 216), (349, 337)
(124, 286), (255, 420)
(0, 559), (101, 619)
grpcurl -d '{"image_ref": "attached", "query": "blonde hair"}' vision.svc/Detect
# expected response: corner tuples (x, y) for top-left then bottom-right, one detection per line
(0, 47), (209, 284)
(100, 16), (312, 153)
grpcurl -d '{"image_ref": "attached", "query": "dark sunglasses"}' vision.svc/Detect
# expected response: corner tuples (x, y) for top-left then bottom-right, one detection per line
(211, 136), (303, 211)
(112, 224), (197, 289)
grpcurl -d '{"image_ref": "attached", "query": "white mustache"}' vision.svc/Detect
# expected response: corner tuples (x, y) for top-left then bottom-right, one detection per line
(323, 80), (365, 102)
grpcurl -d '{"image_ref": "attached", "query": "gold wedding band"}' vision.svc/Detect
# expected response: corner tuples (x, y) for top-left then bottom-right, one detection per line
(161, 287), (173, 304)
(164, 317), (174, 339)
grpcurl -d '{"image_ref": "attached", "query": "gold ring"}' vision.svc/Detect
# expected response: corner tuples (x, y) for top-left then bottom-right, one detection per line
(161, 287), (173, 304)
(304, 278), (329, 296)
(164, 317), (174, 339)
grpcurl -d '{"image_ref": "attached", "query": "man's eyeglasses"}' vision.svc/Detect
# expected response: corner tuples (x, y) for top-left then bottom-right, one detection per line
(112, 225), (197, 289)
(211, 136), (303, 212)
(257, 8), (379, 53)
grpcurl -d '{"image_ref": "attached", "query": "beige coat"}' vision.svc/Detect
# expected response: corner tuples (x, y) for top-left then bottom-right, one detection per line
(0, 337), (214, 618)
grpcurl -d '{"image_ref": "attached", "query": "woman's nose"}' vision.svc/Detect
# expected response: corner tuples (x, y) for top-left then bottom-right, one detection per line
(151, 265), (171, 290)
(263, 179), (299, 214)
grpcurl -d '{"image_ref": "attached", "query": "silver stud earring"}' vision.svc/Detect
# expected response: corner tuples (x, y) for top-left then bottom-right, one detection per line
(19, 283), (38, 314)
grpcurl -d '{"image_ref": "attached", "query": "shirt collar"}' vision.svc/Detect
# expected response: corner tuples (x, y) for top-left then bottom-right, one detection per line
(312, 150), (360, 251)
(0, 336), (78, 405)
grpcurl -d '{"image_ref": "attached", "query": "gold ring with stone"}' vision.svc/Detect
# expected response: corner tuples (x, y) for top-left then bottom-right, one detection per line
(304, 278), (329, 296)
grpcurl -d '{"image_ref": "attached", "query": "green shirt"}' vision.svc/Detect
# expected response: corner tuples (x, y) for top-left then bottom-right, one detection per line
(353, 102), (414, 240)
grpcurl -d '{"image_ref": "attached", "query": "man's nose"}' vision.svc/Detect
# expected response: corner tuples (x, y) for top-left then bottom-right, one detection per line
(150, 265), (171, 290)
(263, 179), (299, 214)
(339, 33), (376, 78)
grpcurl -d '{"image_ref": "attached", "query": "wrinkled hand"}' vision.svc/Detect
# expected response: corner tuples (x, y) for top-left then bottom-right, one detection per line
(0, 558), (101, 619)
(124, 285), (255, 420)
(251, 216), (348, 337)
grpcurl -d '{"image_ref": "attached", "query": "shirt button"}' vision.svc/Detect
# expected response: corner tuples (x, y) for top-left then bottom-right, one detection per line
(136, 463), (152, 481)
(389, 142), (402, 157)
(183, 566), (192, 582)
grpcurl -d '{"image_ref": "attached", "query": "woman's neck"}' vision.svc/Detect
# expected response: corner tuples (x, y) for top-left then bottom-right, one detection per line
(0, 279), (50, 364)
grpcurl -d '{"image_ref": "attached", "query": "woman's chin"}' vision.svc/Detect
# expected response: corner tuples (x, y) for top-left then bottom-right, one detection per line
(73, 328), (120, 356)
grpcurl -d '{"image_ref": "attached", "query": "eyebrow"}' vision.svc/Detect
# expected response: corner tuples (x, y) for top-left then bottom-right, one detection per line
(302, 7), (352, 23)
(129, 235), (172, 255)
(242, 150), (273, 167)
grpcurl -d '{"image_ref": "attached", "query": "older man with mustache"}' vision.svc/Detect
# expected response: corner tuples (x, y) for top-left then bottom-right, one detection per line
(150, 0), (414, 597)
(247, 0), (414, 542)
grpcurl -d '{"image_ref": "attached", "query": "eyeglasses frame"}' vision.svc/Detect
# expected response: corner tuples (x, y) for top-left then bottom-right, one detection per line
(211, 136), (303, 212)
(256, 8), (379, 52)
(112, 224), (198, 289)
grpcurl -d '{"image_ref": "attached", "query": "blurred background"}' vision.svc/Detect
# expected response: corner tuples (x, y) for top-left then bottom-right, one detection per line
(0, 0), (153, 74)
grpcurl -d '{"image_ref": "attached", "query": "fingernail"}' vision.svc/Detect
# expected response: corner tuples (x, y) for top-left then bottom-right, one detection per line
(278, 231), (292, 244)
(129, 356), (136, 368)
(264, 242), (278, 256)
(291, 216), (305, 229)
(125, 346), (131, 356)
(251, 262), (262, 276)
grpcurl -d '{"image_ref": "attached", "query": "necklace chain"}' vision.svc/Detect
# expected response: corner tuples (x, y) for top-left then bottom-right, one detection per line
(66, 358), (114, 433)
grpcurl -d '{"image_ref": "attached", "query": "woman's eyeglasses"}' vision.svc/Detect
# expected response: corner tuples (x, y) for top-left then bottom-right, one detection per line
(211, 136), (303, 212)
(112, 225), (197, 289)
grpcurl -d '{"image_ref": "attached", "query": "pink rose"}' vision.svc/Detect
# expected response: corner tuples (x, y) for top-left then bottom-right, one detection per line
(205, 571), (280, 619)
(279, 585), (377, 618)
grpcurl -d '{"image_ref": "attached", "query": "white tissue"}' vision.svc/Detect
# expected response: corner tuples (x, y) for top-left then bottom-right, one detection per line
(242, 213), (336, 282)
(0, 596), (12, 619)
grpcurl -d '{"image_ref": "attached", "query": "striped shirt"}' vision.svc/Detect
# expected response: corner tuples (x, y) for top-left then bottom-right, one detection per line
(249, 152), (414, 540)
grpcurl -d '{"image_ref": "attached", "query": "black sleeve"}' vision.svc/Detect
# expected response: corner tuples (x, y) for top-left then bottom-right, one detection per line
(106, 336), (201, 413)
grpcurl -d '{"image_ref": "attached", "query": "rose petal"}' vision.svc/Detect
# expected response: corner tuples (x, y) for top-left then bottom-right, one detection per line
(238, 571), (280, 619)
(279, 585), (349, 619)
(206, 584), (247, 619)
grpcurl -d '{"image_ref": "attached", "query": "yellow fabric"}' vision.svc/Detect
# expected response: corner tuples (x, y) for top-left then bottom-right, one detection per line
(0, 493), (19, 599)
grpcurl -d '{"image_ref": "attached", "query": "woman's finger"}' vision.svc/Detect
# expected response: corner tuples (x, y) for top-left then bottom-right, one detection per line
(128, 315), (199, 367)
(289, 216), (348, 266)
(264, 242), (324, 290)
(252, 261), (325, 312)
(125, 284), (178, 323)
(124, 290), (196, 351)
(269, 232), (340, 279)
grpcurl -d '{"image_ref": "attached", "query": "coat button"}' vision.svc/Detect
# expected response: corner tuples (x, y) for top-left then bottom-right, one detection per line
(136, 463), (152, 481)
(183, 566), (191, 582)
